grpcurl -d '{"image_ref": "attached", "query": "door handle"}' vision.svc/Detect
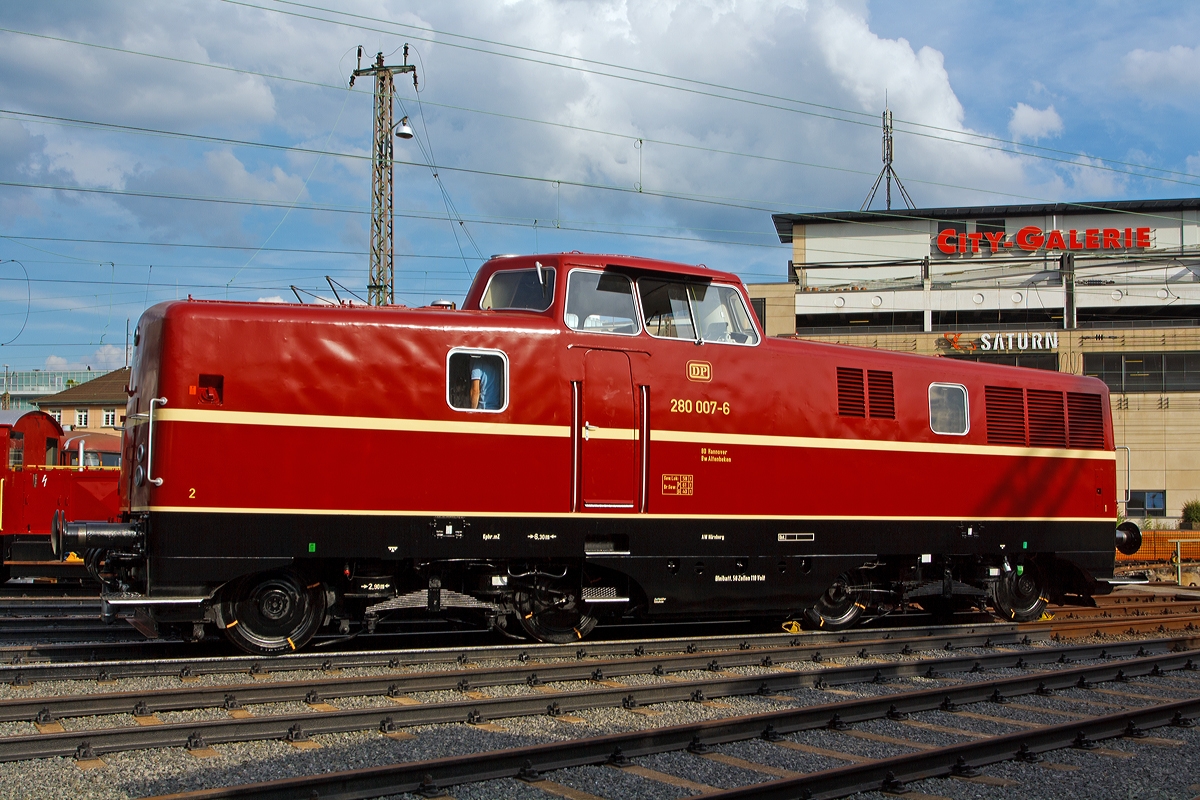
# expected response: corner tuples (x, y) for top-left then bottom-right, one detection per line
(583, 421), (597, 441)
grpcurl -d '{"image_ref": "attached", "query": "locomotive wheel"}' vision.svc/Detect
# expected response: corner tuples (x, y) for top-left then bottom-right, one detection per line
(514, 584), (597, 643)
(218, 570), (326, 655)
(991, 562), (1048, 622)
(803, 571), (867, 630)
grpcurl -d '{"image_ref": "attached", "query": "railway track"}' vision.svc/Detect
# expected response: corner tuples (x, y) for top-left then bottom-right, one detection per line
(0, 627), (1046, 743)
(105, 635), (1195, 799)
(0, 621), (1009, 683)
(0, 633), (1192, 762)
(0, 601), (1191, 798)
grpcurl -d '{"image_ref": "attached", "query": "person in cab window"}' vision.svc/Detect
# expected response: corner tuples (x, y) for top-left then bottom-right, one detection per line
(470, 355), (500, 410)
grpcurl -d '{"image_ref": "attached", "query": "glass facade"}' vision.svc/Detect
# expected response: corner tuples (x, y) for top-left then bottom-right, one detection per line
(1083, 352), (1200, 393)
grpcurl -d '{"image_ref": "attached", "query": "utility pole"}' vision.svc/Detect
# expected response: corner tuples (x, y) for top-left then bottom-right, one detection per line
(351, 46), (417, 306)
(861, 104), (915, 212)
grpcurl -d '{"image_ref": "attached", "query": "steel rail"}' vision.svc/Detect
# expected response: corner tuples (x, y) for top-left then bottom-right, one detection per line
(140, 648), (1200, 800)
(0, 630), (1183, 724)
(1, 641), (1197, 765)
(0, 621), (1012, 684)
(1025, 612), (1200, 637)
(696, 696), (1200, 799)
(1050, 600), (1200, 617)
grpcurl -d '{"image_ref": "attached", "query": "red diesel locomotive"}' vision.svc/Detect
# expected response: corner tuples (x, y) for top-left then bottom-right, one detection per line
(56, 253), (1138, 653)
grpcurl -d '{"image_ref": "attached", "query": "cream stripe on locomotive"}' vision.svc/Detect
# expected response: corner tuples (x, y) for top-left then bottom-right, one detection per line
(651, 429), (1115, 460)
(155, 408), (571, 439)
(154, 407), (1113, 460)
(587, 427), (640, 441)
(139, 504), (1114, 523)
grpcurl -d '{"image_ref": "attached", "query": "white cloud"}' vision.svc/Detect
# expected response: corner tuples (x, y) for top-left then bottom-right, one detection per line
(256, 295), (286, 303)
(119, 149), (309, 241)
(1008, 103), (1063, 142)
(41, 134), (139, 190)
(43, 344), (127, 372)
(0, 0), (1045, 236)
(0, 0), (1152, 369)
(1122, 43), (1200, 97)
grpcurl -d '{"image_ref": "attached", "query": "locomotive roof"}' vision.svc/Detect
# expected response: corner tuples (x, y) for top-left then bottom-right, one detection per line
(475, 253), (741, 284)
(153, 253), (745, 323)
(0, 409), (65, 436)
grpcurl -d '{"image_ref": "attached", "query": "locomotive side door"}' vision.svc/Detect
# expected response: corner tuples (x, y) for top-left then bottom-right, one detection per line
(581, 349), (638, 509)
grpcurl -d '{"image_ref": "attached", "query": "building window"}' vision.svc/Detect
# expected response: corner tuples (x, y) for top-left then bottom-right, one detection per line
(950, 352), (1059, 371)
(103, 409), (116, 427)
(1127, 490), (1166, 518)
(75, 409), (88, 428)
(750, 297), (767, 329)
(1084, 352), (1200, 393)
(49, 409), (61, 424)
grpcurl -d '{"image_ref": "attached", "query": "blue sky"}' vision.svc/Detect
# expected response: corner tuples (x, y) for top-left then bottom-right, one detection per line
(0, 0), (1197, 370)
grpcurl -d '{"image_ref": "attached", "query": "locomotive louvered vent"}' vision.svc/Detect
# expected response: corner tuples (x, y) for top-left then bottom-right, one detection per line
(1067, 392), (1105, 449)
(867, 370), (895, 419)
(837, 367), (866, 417)
(985, 386), (1027, 446)
(1026, 389), (1067, 448)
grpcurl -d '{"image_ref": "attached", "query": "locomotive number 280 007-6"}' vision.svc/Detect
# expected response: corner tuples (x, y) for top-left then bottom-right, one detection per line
(670, 398), (731, 415)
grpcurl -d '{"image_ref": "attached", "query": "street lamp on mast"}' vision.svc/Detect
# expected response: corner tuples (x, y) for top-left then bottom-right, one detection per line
(351, 46), (418, 306)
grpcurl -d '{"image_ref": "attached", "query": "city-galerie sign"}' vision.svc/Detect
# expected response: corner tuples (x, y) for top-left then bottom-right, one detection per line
(935, 226), (1152, 255)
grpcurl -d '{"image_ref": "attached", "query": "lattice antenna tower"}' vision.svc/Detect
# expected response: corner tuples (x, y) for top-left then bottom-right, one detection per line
(861, 102), (915, 211)
(351, 46), (417, 306)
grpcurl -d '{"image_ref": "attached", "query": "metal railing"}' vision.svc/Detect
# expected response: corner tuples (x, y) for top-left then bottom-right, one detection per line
(1115, 521), (1200, 563)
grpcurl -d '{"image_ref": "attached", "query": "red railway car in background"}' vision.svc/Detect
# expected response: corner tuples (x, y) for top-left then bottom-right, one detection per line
(0, 410), (121, 581)
(58, 253), (1139, 653)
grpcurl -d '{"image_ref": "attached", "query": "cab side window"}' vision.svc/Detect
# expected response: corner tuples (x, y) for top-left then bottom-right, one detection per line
(565, 271), (640, 334)
(639, 279), (696, 340)
(690, 283), (759, 344)
(929, 383), (969, 435)
(637, 278), (759, 345)
(448, 350), (508, 412)
(8, 432), (23, 468)
(481, 268), (555, 311)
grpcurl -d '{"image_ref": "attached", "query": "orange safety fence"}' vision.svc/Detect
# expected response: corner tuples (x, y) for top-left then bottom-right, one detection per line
(1115, 528), (1200, 562)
